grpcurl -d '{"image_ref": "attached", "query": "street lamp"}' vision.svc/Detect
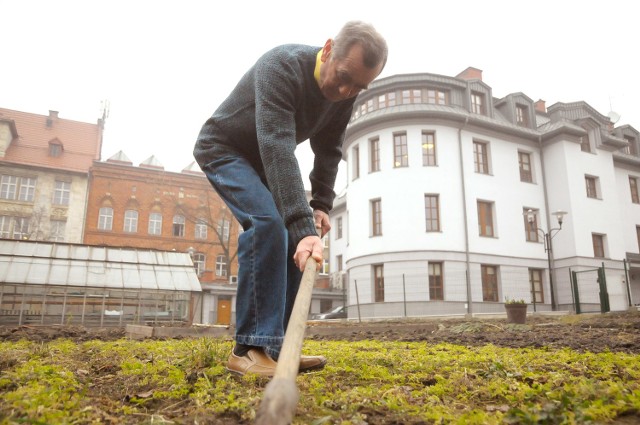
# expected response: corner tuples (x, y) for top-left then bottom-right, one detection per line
(526, 209), (567, 311)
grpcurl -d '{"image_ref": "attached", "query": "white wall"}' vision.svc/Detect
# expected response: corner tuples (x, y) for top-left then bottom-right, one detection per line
(546, 141), (626, 260)
(615, 164), (640, 254)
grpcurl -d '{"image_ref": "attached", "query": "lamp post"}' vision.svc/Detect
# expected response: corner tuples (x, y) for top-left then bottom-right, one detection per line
(526, 209), (567, 311)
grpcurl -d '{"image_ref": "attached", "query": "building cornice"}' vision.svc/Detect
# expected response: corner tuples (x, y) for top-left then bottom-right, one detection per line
(613, 152), (640, 167)
(599, 129), (628, 151)
(0, 159), (89, 177)
(346, 105), (540, 144)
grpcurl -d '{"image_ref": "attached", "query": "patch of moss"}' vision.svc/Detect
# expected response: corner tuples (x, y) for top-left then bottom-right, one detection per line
(0, 337), (638, 424)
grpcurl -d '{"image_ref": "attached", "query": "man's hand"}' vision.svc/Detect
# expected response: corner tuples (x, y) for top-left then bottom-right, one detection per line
(313, 210), (331, 237)
(293, 235), (323, 272)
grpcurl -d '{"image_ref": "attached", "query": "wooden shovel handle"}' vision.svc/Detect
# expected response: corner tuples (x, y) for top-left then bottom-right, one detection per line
(272, 255), (317, 380)
(256, 232), (321, 425)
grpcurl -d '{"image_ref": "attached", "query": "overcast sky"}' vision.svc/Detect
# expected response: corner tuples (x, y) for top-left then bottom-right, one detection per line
(2, 0), (637, 191)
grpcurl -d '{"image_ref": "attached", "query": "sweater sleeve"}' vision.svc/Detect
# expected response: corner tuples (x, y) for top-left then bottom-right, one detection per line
(253, 54), (317, 245)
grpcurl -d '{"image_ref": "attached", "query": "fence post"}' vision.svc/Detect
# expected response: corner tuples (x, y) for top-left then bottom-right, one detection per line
(100, 294), (106, 327)
(81, 291), (87, 325)
(354, 279), (361, 323)
(61, 286), (69, 325)
(530, 272), (537, 313)
(572, 270), (581, 314)
(119, 292), (125, 326)
(18, 291), (26, 325)
(599, 263), (610, 313)
(568, 268), (575, 313)
(342, 272), (347, 311)
(40, 287), (47, 325)
(623, 259), (633, 308)
(402, 274), (407, 317)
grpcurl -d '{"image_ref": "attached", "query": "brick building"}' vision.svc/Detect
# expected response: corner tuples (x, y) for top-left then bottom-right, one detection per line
(85, 152), (240, 324)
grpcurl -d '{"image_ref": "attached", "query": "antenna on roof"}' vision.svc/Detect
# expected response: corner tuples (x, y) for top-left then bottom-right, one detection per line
(100, 100), (111, 122)
(607, 96), (620, 124)
(607, 111), (621, 124)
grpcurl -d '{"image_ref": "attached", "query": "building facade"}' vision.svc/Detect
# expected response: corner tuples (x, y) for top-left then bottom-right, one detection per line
(0, 108), (103, 243)
(1, 107), (342, 326)
(85, 153), (241, 325)
(332, 67), (640, 319)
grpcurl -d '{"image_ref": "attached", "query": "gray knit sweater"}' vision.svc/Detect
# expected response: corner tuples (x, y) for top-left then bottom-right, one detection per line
(193, 44), (356, 245)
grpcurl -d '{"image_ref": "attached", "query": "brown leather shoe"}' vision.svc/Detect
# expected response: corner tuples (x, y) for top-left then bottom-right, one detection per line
(226, 348), (277, 377)
(226, 348), (327, 376)
(299, 355), (327, 372)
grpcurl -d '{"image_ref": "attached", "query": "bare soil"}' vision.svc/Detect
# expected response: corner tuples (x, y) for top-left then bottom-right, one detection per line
(1, 310), (639, 353)
(306, 310), (640, 354)
(1, 311), (639, 424)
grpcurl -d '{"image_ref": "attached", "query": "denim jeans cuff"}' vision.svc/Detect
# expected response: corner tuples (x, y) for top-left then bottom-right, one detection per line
(236, 334), (283, 351)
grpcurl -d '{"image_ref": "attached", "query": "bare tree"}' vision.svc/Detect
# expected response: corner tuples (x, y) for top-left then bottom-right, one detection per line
(27, 205), (48, 240)
(168, 188), (239, 281)
(212, 206), (238, 278)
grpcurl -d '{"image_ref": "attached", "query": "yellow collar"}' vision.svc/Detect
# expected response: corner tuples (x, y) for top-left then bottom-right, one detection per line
(314, 49), (322, 84)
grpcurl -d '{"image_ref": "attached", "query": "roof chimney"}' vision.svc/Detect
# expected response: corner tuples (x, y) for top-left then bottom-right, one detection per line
(46, 110), (59, 127)
(455, 67), (483, 81)
(534, 99), (546, 113)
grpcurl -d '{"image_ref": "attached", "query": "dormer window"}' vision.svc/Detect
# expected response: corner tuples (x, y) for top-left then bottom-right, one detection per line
(48, 139), (63, 157)
(378, 92), (396, 108)
(580, 133), (591, 152)
(577, 124), (596, 153)
(366, 99), (374, 113)
(426, 89), (447, 105)
(402, 89), (421, 104)
(516, 104), (529, 127)
(624, 135), (638, 156)
(471, 91), (485, 115)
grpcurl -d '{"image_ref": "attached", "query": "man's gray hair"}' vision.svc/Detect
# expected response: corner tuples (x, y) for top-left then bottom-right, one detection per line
(332, 21), (388, 71)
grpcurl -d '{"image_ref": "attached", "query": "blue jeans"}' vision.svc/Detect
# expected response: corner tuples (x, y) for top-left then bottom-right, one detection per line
(202, 151), (302, 360)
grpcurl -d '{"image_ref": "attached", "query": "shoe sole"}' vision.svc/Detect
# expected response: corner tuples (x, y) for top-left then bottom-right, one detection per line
(225, 367), (245, 377)
(225, 367), (275, 378)
(299, 358), (328, 373)
(225, 359), (327, 376)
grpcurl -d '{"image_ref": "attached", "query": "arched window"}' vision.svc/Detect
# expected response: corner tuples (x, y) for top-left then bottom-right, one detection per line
(173, 215), (185, 237)
(98, 207), (113, 231)
(123, 210), (138, 233)
(195, 218), (208, 239)
(148, 212), (162, 235)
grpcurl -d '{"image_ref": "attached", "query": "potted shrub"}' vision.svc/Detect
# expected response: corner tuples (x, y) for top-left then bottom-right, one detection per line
(504, 297), (528, 324)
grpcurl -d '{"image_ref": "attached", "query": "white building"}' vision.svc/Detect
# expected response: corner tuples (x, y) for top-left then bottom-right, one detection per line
(331, 67), (640, 319)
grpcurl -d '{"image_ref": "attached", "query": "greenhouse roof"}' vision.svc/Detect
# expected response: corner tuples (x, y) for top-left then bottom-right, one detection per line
(0, 240), (202, 292)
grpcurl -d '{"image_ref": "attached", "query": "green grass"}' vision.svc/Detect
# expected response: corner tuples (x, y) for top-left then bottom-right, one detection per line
(0, 337), (638, 424)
